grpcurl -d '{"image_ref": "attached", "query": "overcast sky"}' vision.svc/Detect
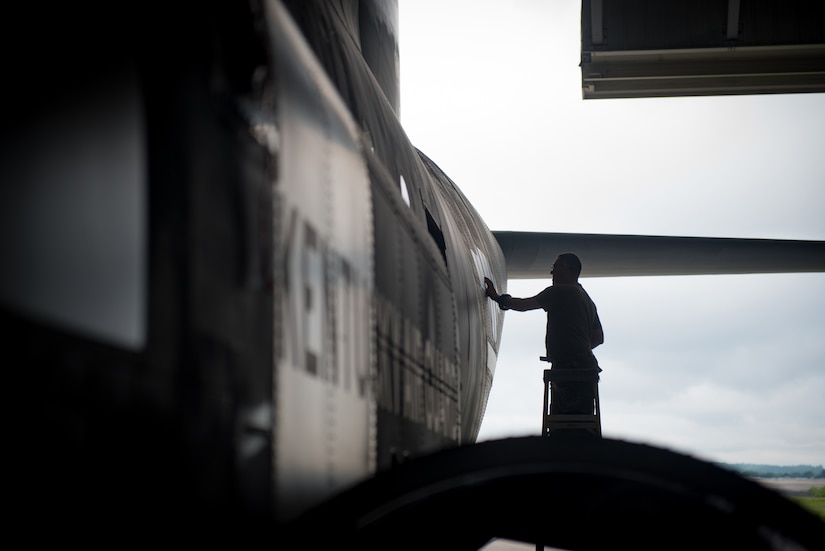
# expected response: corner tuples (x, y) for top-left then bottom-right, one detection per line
(398, 1), (825, 467)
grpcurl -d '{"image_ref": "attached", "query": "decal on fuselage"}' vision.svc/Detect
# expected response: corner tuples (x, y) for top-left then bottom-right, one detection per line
(471, 246), (504, 341)
(278, 206), (370, 396)
(374, 294), (460, 439)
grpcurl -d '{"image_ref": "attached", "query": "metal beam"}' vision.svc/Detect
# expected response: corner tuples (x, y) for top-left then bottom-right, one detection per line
(590, 0), (603, 45)
(727, 0), (741, 41)
(582, 44), (825, 99)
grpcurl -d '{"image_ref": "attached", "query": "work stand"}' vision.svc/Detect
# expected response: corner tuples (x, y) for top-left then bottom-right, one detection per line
(540, 357), (601, 438)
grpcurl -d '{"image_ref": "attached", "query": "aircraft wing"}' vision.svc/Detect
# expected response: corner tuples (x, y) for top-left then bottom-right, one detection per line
(494, 231), (825, 278)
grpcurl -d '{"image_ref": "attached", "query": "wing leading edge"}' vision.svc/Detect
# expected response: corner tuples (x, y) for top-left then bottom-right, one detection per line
(494, 231), (825, 279)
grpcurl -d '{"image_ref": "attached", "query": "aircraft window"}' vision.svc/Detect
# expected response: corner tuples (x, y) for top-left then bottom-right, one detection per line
(362, 128), (375, 153)
(0, 71), (146, 350)
(399, 174), (411, 207)
(425, 208), (447, 265)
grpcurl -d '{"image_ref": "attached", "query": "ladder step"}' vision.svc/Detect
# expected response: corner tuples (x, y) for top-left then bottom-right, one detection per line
(547, 414), (598, 421)
(541, 367), (602, 437)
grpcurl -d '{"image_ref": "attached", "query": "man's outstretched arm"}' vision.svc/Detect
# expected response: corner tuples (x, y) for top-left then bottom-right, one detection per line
(484, 277), (542, 312)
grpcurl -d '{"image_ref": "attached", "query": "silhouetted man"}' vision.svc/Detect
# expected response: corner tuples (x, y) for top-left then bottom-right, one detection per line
(484, 252), (603, 414)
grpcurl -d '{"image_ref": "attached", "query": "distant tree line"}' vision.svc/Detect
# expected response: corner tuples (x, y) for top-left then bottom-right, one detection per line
(719, 463), (825, 479)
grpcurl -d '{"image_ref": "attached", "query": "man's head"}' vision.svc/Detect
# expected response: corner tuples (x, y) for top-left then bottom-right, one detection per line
(551, 252), (582, 284)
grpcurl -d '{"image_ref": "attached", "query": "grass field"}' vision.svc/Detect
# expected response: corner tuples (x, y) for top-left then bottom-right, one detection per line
(790, 487), (825, 521)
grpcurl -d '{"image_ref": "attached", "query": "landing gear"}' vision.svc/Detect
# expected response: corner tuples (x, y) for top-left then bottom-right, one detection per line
(289, 436), (824, 550)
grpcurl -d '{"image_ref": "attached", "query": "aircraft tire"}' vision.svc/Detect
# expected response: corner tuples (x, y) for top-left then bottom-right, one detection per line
(288, 435), (824, 550)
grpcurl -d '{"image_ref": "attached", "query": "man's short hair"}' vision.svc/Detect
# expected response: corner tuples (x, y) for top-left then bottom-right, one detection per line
(558, 252), (582, 278)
